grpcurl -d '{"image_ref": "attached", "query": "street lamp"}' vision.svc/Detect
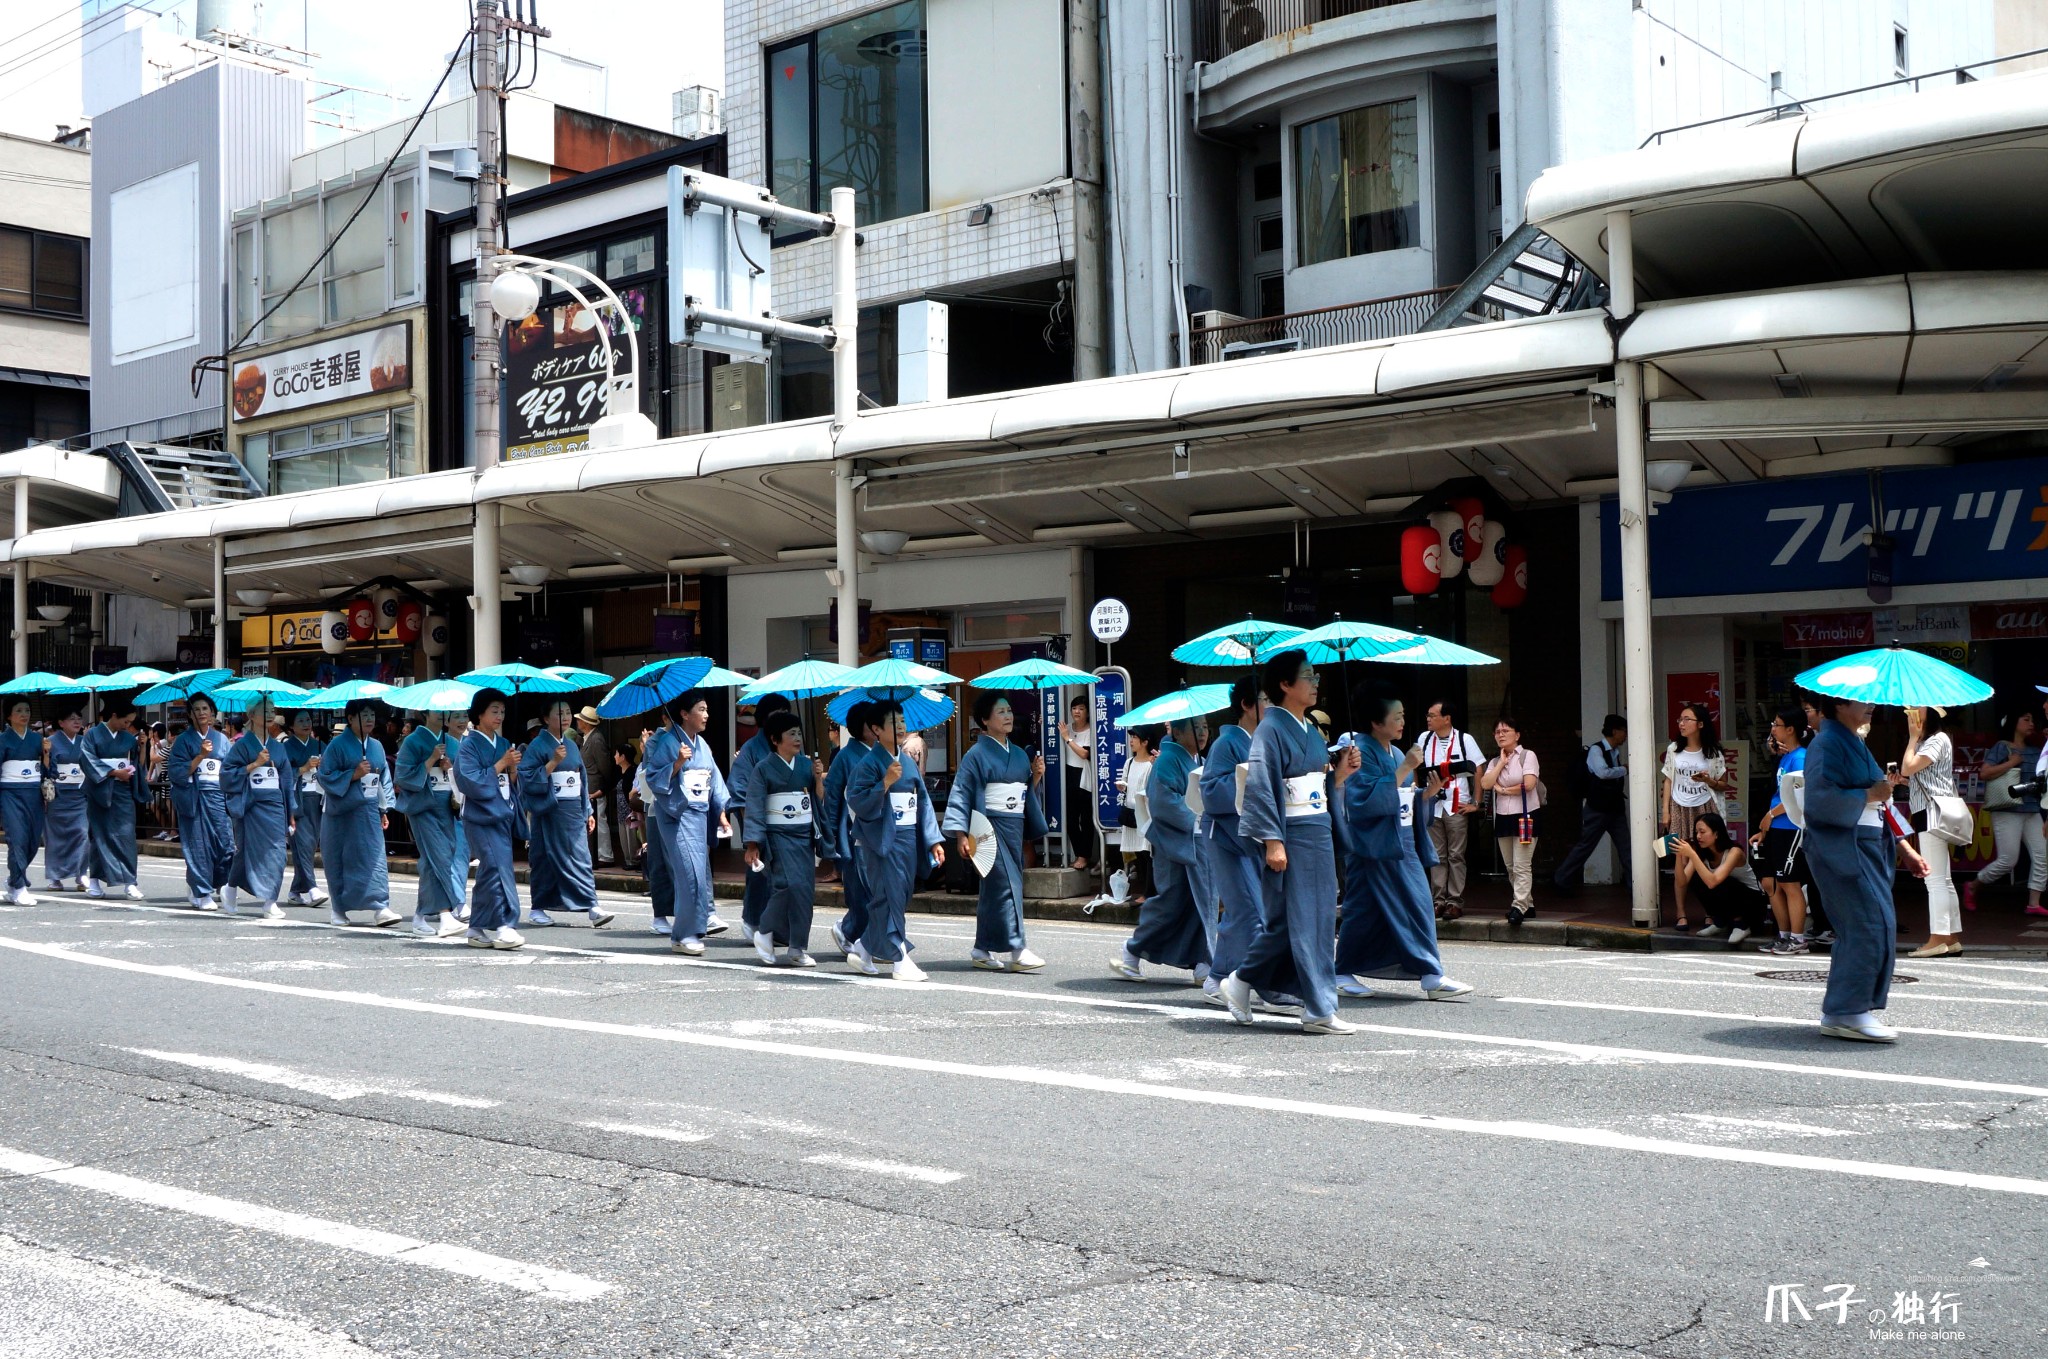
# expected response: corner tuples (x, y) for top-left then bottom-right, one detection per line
(487, 253), (658, 452)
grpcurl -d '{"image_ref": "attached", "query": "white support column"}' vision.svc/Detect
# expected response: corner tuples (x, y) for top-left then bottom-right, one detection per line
(10, 475), (26, 677)
(472, 503), (502, 668)
(1608, 208), (1659, 926)
(830, 184), (860, 669)
(211, 537), (227, 670)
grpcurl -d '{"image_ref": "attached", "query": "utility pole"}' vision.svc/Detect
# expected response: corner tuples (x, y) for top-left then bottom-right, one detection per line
(830, 185), (860, 669)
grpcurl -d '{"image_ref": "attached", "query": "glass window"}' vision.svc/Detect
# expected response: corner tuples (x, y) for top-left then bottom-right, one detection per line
(960, 610), (1061, 645)
(335, 441), (387, 486)
(767, 38), (813, 211)
(389, 174), (419, 303)
(310, 420), (344, 446)
(351, 413), (388, 439)
(262, 202), (321, 337)
(391, 406), (420, 478)
(604, 233), (656, 280)
(271, 448), (335, 495)
(33, 236), (81, 314)
(232, 225), (257, 340)
(1294, 98), (1418, 267)
(0, 230), (27, 311)
(273, 427), (308, 454)
(324, 183), (385, 324)
(768, 3), (926, 230)
(239, 432), (270, 490)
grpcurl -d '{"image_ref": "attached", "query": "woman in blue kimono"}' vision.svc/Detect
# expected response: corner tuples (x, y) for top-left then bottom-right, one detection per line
(455, 688), (525, 951)
(846, 699), (945, 980)
(222, 700), (295, 919)
(318, 698), (400, 929)
(744, 710), (825, 967)
(281, 709), (328, 906)
(654, 691), (729, 955)
(0, 700), (48, 904)
(944, 691), (1049, 973)
(1112, 719), (1212, 981)
(167, 695), (232, 911)
(1198, 680), (1297, 1011)
(81, 699), (147, 900)
(519, 698), (614, 930)
(43, 710), (91, 893)
(822, 704), (875, 958)
(1804, 694), (1925, 1043)
(729, 692), (791, 940)
(396, 709), (468, 937)
(1334, 687), (1473, 1001)
(1218, 650), (1360, 1033)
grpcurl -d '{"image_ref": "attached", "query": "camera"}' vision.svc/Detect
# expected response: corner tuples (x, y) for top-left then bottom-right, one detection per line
(2013, 779), (2046, 802)
(1447, 759), (1477, 777)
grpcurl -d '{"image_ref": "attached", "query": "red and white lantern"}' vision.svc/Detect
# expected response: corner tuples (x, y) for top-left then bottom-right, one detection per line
(1467, 521), (1508, 588)
(1450, 497), (1485, 563)
(346, 598), (375, 642)
(1426, 509), (1466, 581)
(395, 600), (425, 645)
(1400, 523), (1442, 595)
(1491, 545), (1530, 608)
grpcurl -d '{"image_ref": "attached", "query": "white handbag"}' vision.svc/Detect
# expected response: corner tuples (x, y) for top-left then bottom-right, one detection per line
(1926, 793), (1975, 847)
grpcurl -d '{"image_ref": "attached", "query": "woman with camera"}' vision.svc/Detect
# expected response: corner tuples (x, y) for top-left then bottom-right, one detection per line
(1659, 703), (1732, 931)
(1671, 811), (1770, 946)
(1974, 710), (2045, 917)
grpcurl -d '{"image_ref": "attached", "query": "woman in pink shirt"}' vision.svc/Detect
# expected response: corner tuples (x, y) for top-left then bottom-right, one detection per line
(1479, 717), (1542, 924)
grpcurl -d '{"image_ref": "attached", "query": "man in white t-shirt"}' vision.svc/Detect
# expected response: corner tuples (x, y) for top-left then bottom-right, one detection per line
(1412, 699), (1485, 918)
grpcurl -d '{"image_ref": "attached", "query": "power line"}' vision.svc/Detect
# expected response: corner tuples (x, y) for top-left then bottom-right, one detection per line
(0, 1), (177, 90)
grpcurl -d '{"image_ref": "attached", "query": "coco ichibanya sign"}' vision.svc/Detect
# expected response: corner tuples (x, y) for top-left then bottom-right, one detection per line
(231, 322), (412, 422)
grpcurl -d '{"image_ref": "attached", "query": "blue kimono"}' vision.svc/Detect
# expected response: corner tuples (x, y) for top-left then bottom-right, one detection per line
(847, 744), (943, 963)
(1334, 737), (1444, 982)
(167, 725), (232, 899)
(81, 721), (144, 887)
(456, 728), (520, 932)
(318, 729), (391, 918)
(225, 729), (296, 904)
(746, 750), (819, 951)
(43, 729), (90, 885)
(1233, 708), (1339, 1022)
(1804, 718), (1896, 1020)
(943, 734), (1047, 955)
(1200, 723), (1272, 991)
(1125, 739), (1211, 973)
(642, 726), (681, 924)
(397, 725), (466, 919)
(520, 728), (598, 915)
(0, 726), (46, 892)
(282, 732), (325, 899)
(822, 738), (874, 947)
(730, 729), (774, 934)
(648, 725), (727, 943)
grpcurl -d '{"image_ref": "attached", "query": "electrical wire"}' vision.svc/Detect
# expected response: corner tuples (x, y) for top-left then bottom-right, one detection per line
(189, 28), (469, 396)
(0, 1), (174, 88)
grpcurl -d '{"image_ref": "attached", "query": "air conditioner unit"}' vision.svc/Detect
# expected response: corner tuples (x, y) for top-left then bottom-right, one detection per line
(1222, 337), (1303, 361)
(711, 362), (768, 431)
(1221, 0), (1267, 53)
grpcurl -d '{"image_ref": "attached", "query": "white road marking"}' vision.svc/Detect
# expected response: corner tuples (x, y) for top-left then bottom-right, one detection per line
(1651, 953), (2048, 994)
(1495, 996), (2048, 1046)
(1680, 1113), (1855, 1137)
(581, 1120), (711, 1144)
(801, 1152), (963, 1184)
(0, 1144), (608, 1299)
(1600, 973), (2048, 1010)
(12, 938), (2048, 1198)
(116, 1048), (499, 1109)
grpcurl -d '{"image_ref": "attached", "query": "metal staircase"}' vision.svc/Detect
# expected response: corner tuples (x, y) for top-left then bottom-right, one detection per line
(100, 441), (262, 513)
(1420, 221), (1603, 331)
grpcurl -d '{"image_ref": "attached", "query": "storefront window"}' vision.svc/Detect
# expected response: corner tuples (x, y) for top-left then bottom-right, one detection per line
(262, 407), (414, 494)
(605, 234), (656, 279)
(961, 609), (1062, 645)
(1294, 98), (1419, 267)
(767, 2), (927, 231)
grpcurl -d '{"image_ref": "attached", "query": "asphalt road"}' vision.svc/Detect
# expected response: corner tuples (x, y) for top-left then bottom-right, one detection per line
(0, 857), (2040, 1358)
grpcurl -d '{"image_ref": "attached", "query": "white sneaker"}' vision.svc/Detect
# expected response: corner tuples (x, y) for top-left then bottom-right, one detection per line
(526, 909), (556, 927)
(1337, 977), (1374, 999)
(437, 913), (469, 937)
(123, 884), (144, 901)
(672, 936), (705, 956)
(1008, 949), (1046, 973)
(1300, 1015), (1360, 1035)
(1820, 1013), (1898, 1043)
(1109, 951), (1143, 981)
(411, 916), (440, 937)
(649, 919), (672, 936)
(490, 926), (526, 951)
(891, 955), (927, 982)
(85, 880), (105, 900)
(705, 913), (731, 937)
(288, 892), (311, 906)
(328, 909), (352, 927)
(307, 886), (329, 905)
(371, 908), (403, 928)
(8, 888), (31, 906)
(465, 927), (491, 949)
(261, 902), (285, 920)
(1726, 926), (1752, 947)
(1695, 924), (1724, 939)
(1425, 978), (1474, 1000)
(752, 929), (777, 965)
(188, 893), (212, 911)
(783, 949), (818, 969)
(221, 887), (239, 916)
(828, 922), (851, 957)
(1219, 973), (1253, 1025)
(589, 906), (615, 928)
(970, 949), (1004, 971)
(846, 941), (880, 975)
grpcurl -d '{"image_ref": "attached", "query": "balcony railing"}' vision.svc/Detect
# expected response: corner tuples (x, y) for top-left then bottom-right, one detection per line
(1184, 287), (1453, 365)
(1197, 0), (1420, 64)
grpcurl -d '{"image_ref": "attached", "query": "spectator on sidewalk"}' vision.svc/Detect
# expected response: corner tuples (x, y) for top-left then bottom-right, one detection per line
(1903, 706), (1963, 958)
(577, 707), (615, 868)
(1660, 702), (1732, 931)
(1553, 715), (1628, 895)
(1060, 695), (1097, 872)
(1750, 707), (1813, 955)
(1413, 700), (1483, 921)
(1975, 710), (2045, 916)
(1117, 727), (1155, 903)
(1479, 717), (1542, 925)
(1672, 811), (1769, 947)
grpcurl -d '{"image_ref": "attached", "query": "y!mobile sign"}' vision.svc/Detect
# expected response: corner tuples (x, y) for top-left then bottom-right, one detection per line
(1600, 463), (2048, 599)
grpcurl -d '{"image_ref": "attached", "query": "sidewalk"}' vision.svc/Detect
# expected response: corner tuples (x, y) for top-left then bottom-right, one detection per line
(134, 840), (2048, 957)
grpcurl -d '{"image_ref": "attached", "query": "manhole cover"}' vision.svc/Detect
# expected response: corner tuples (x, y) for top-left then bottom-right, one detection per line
(1755, 969), (1918, 984)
